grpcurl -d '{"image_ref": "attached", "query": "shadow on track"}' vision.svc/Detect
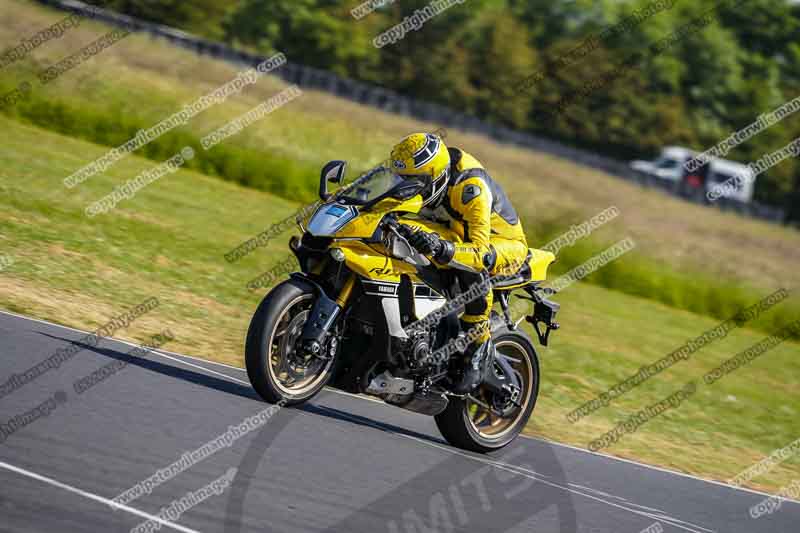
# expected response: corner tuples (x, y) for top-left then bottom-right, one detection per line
(39, 332), (258, 401)
(302, 403), (449, 446)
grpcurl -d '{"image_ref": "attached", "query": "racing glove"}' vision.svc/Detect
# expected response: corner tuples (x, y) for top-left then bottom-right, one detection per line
(399, 225), (454, 262)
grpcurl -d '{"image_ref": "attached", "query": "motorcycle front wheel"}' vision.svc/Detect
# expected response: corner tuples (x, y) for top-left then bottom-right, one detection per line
(435, 325), (540, 453)
(245, 279), (336, 406)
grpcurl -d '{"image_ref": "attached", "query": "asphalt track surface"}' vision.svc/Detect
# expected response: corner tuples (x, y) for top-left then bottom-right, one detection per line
(1, 310), (798, 533)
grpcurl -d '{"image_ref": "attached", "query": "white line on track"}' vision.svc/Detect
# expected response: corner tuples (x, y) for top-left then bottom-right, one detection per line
(147, 350), (251, 387)
(2, 308), (798, 506)
(153, 347), (243, 371)
(567, 482), (630, 502)
(644, 513), (717, 533)
(610, 501), (669, 515)
(0, 461), (202, 533)
(522, 434), (800, 505)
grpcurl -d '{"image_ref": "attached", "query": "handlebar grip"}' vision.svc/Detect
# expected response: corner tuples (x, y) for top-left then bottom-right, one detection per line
(396, 224), (413, 238)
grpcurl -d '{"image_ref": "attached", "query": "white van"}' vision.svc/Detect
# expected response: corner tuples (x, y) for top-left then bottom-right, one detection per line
(704, 158), (755, 203)
(630, 146), (754, 203)
(630, 146), (693, 182)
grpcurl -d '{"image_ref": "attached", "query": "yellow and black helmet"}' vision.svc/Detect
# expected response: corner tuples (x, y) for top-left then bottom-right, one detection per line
(390, 132), (451, 207)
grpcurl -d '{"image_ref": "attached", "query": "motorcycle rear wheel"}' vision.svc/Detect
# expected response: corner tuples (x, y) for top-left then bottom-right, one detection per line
(245, 279), (336, 406)
(435, 326), (540, 453)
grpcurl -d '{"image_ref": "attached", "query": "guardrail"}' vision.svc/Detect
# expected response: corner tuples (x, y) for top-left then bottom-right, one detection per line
(35, 0), (786, 224)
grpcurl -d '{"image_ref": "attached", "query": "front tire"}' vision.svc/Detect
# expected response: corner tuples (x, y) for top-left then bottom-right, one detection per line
(435, 326), (540, 453)
(245, 279), (336, 406)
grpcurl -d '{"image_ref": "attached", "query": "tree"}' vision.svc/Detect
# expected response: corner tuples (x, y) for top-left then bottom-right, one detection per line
(222, 0), (381, 78)
(467, 9), (539, 128)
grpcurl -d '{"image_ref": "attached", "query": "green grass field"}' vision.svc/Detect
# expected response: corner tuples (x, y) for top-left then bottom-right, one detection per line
(2, 116), (798, 493)
(1, 0), (799, 494)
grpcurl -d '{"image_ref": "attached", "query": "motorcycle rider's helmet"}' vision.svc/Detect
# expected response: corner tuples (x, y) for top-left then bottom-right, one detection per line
(389, 132), (450, 208)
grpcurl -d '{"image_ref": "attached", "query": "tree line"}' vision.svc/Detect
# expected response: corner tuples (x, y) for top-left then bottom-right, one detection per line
(83, 0), (800, 219)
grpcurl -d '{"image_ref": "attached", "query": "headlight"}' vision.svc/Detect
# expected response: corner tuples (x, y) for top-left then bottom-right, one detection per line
(330, 248), (346, 262)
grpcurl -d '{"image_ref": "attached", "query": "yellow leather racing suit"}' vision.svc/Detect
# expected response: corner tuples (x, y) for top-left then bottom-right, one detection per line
(424, 148), (529, 344)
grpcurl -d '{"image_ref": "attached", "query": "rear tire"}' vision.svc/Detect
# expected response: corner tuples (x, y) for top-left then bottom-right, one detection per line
(435, 326), (540, 453)
(245, 279), (335, 406)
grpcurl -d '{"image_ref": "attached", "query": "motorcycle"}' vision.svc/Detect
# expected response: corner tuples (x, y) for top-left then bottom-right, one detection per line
(245, 161), (560, 452)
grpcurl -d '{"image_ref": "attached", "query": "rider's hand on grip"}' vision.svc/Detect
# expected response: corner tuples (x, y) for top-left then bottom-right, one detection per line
(407, 229), (443, 257)
(396, 223), (415, 238)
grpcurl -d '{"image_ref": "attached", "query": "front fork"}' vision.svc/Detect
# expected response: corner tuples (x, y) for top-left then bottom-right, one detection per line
(295, 272), (355, 357)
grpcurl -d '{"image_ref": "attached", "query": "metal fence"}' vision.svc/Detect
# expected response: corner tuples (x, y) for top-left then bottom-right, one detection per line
(37, 0), (787, 224)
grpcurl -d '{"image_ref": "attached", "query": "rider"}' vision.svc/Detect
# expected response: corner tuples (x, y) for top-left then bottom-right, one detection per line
(390, 132), (529, 393)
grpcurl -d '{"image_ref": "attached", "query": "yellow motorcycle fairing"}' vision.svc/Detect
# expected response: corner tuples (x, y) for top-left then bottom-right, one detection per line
(307, 192), (555, 286)
(304, 195), (425, 240)
(493, 249), (556, 290)
(332, 216), (458, 284)
(528, 248), (557, 282)
(333, 240), (419, 283)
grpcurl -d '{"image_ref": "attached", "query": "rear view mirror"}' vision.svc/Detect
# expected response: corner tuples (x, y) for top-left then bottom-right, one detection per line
(319, 160), (347, 200)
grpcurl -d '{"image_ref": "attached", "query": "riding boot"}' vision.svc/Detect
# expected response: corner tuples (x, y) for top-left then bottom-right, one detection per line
(452, 337), (494, 394)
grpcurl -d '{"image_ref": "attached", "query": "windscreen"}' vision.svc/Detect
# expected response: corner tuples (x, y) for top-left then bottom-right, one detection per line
(337, 167), (418, 205)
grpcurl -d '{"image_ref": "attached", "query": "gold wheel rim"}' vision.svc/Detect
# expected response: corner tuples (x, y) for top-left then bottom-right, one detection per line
(465, 339), (534, 440)
(266, 294), (334, 396)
